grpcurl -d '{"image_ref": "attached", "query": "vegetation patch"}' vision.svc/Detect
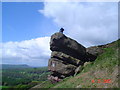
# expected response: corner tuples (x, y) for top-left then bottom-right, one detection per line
(2, 66), (51, 89)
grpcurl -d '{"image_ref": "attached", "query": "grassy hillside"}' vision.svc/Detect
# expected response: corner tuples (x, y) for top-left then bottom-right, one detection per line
(31, 39), (119, 88)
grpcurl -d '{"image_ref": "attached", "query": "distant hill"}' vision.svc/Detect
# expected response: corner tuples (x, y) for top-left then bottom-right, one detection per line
(1, 64), (32, 69)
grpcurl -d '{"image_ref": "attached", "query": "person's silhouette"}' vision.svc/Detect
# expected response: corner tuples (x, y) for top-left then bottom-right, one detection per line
(59, 28), (64, 33)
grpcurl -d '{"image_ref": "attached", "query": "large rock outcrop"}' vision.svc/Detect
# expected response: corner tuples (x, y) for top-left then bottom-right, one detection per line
(48, 32), (96, 83)
(50, 33), (86, 60)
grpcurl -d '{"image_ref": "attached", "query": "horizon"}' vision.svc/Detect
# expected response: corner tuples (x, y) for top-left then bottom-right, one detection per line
(1, 63), (47, 68)
(1, 2), (118, 66)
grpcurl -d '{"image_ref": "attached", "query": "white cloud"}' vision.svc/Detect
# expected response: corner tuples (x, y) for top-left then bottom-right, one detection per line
(1, 37), (51, 66)
(39, 2), (118, 47)
(1, 2), (118, 66)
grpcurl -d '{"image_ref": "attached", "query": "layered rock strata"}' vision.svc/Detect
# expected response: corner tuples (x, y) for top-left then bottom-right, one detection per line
(48, 32), (96, 83)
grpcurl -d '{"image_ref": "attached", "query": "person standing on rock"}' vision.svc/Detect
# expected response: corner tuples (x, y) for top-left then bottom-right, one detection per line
(59, 28), (64, 33)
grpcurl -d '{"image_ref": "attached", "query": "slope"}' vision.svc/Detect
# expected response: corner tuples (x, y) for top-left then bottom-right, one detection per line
(31, 39), (119, 88)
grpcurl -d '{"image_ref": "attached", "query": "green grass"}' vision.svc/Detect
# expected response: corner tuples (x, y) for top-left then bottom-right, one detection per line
(2, 66), (50, 89)
(0, 86), (12, 88)
(33, 39), (119, 88)
(83, 47), (118, 73)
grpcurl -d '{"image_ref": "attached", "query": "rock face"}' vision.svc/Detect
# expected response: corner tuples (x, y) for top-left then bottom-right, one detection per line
(48, 32), (96, 83)
(50, 33), (86, 60)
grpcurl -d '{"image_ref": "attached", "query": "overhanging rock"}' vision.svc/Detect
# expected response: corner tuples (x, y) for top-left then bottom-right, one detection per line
(50, 32), (86, 60)
(48, 32), (96, 82)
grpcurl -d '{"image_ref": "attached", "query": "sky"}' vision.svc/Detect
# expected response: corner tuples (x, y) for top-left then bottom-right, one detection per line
(1, 2), (118, 67)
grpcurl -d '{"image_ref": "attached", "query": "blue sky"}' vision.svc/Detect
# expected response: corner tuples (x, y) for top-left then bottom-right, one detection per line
(1, 2), (118, 66)
(2, 2), (58, 42)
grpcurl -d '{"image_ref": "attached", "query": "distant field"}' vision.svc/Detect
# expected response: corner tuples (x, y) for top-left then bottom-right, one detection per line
(2, 65), (50, 89)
